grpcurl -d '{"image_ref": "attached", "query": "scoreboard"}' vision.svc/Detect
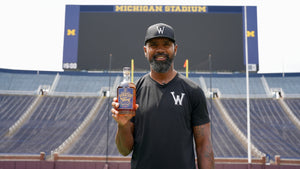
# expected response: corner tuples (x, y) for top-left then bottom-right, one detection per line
(63, 5), (258, 72)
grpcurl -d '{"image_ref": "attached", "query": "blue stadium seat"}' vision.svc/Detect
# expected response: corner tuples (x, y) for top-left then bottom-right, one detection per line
(0, 95), (36, 137)
(208, 100), (248, 157)
(221, 98), (300, 160)
(0, 96), (98, 155)
(55, 75), (115, 93)
(0, 72), (55, 92)
(284, 98), (300, 119)
(203, 77), (267, 98)
(64, 98), (120, 156)
(266, 76), (300, 97)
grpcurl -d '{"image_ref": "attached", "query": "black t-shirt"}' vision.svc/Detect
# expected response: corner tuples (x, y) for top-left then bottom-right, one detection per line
(131, 73), (210, 169)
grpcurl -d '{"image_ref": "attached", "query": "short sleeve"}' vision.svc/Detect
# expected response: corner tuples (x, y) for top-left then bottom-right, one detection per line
(191, 87), (210, 126)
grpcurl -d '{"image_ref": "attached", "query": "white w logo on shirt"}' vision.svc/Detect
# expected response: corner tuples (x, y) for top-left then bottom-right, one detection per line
(170, 92), (185, 106)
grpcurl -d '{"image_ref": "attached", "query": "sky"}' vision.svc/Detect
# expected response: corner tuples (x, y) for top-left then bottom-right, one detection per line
(0, 0), (299, 73)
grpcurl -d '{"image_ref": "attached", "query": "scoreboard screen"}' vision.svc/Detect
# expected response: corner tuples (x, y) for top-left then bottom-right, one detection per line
(63, 5), (258, 72)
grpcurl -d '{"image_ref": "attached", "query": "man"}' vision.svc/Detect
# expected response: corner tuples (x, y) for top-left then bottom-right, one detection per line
(111, 23), (214, 169)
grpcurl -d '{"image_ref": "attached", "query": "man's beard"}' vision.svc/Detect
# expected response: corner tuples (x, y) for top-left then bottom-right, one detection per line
(149, 53), (174, 73)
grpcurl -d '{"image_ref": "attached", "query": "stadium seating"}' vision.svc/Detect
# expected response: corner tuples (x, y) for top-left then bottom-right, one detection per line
(65, 98), (249, 157)
(0, 69), (299, 162)
(221, 99), (300, 160)
(0, 96), (98, 155)
(55, 75), (115, 94)
(265, 76), (300, 97)
(203, 76), (267, 98)
(0, 71), (55, 93)
(64, 98), (120, 156)
(0, 95), (36, 137)
(208, 100), (248, 157)
(284, 98), (300, 119)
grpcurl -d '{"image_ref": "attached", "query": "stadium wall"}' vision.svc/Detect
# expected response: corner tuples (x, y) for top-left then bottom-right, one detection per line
(1, 160), (300, 169)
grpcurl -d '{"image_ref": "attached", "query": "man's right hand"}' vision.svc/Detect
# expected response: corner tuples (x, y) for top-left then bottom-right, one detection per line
(111, 97), (138, 126)
(112, 97), (136, 156)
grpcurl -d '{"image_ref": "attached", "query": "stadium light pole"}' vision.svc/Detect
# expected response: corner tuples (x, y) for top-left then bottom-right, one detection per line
(209, 52), (213, 143)
(108, 53), (112, 96)
(104, 53), (112, 169)
(244, 5), (252, 168)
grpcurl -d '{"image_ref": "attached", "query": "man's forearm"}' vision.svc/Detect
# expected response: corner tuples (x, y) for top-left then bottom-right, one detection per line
(193, 124), (215, 169)
(115, 122), (134, 156)
(196, 141), (215, 169)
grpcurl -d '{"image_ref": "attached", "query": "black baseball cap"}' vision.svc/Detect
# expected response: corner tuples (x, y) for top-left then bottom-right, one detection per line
(144, 23), (175, 45)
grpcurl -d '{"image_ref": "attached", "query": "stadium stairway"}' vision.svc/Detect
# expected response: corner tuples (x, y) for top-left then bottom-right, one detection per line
(213, 98), (265, 158)
(50, 97), (105, 158)
(0, 95), (98, 155)
(6, 95), (43, 136)
(278, 98), (300, 130)
(60, 97), (118, 156)
(208, 99), (248, 157)
(0, 95), (36, 137)
(221, 98), (300, 161)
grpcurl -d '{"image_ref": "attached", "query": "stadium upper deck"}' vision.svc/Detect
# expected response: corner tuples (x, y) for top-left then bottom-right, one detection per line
(0, 68), (299, 98)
